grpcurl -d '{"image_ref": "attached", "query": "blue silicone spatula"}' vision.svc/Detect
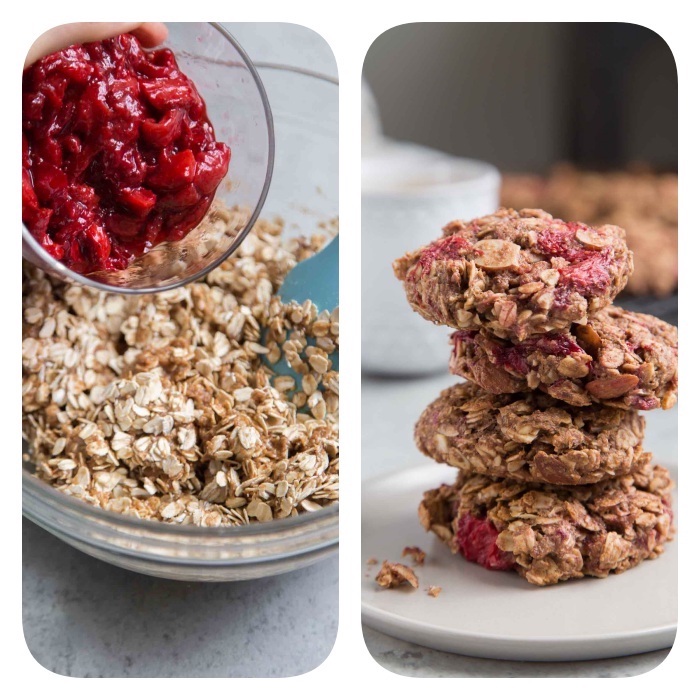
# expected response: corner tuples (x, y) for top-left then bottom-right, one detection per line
(266, 235), (339, 387)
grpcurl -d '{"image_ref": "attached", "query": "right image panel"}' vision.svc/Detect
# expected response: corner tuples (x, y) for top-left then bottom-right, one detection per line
(361, 22), (678, 677)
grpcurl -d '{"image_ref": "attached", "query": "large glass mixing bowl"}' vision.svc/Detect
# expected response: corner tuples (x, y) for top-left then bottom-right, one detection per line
(22, 62), (339, 581)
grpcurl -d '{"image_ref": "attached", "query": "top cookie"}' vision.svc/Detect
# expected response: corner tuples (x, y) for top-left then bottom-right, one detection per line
(393, 208), (633, 341)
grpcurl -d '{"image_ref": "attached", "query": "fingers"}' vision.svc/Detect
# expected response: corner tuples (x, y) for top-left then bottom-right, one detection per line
(130, 23), (169, 48)
(24, 22), (169, 67)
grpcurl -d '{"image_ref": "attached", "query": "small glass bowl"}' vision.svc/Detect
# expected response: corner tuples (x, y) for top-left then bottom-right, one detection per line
(22, 62), (339, 581)
(22, 22), (274, 294)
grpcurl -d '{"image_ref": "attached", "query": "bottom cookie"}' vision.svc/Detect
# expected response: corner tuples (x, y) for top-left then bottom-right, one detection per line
(419, 454), (673, 586)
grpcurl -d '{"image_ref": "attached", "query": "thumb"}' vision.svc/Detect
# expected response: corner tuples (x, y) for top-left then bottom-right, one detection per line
(25, 22), (168, 68)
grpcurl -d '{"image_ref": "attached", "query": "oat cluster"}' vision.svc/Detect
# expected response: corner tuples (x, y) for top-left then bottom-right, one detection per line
(22, 213), (339, 527)
(375, 561), (418, 589)
(373, 550), (440, 597)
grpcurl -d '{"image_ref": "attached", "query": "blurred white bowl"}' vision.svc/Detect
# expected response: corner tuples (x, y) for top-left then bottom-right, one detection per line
(362, 142), (500, 375)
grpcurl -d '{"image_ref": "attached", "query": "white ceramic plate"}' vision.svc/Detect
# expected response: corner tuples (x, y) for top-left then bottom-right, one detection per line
(361, 464), (677, 662)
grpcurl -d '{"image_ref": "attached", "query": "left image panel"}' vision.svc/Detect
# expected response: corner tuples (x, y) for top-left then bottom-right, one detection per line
(22, 22), (339, 677)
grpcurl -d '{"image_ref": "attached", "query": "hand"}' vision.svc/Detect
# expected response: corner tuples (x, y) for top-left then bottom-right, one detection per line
(25, 22), (168, 68)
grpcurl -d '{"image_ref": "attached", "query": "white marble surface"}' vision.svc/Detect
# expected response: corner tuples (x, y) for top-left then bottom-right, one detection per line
(22, 23), (339, 679)
(362, 370), (678, 676)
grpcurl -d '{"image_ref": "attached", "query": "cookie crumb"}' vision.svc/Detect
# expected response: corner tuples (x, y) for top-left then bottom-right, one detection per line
(366, 557), (378, 566)
(427, 586), (442, 598)
(402, 546), (426, 565)
(376, 561), (419, 589)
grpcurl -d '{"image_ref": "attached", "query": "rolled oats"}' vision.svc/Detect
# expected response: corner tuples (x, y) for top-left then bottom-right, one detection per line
(22, 213), (339, 527)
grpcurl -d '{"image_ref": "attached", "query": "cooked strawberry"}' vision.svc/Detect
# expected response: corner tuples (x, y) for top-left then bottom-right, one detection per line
(116, 187), (158, 217)
(23, 34), (230, 273)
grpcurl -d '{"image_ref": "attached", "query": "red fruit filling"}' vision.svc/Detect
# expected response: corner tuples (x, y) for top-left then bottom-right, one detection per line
(22, 34), (231, 274)
(529, 334), (584, 357)
(411, 235), (474, 279)
(452, 330), (478, 344)
(490, 343), (530, 375)
(536, 221), (580, 261)
(455, 513), (515, 571)
(454, 331), (586, 377)
(628, 395), (659, 411)
(552, 285), (573, 310)
(557, 252), (612, 296)
(536, 221), (613, 298)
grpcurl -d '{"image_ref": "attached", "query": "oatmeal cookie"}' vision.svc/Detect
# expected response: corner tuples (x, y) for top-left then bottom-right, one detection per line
(450, 306), (677, 411)
(393, 208), (633, 341)
(606, 212), (677, 297)
(419, 455), (673, 586)
(415, 382), (645, 485)
(500, 173), (547, 212)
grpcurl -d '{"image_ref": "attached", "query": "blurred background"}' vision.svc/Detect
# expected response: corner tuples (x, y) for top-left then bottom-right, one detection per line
(363, 23), (677, 172)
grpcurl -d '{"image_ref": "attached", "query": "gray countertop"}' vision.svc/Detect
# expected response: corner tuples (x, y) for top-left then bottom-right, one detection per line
(362, 370), (677, 677)
(23, 519), (338, 677)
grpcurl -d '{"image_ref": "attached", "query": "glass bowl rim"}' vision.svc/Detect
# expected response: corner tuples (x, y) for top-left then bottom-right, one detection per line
(21, 21), (276, 296)
(23, 466), (339, 538)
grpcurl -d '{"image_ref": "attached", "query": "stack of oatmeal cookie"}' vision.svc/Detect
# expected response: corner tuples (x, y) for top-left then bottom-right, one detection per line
(393, 208), (677, 586)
